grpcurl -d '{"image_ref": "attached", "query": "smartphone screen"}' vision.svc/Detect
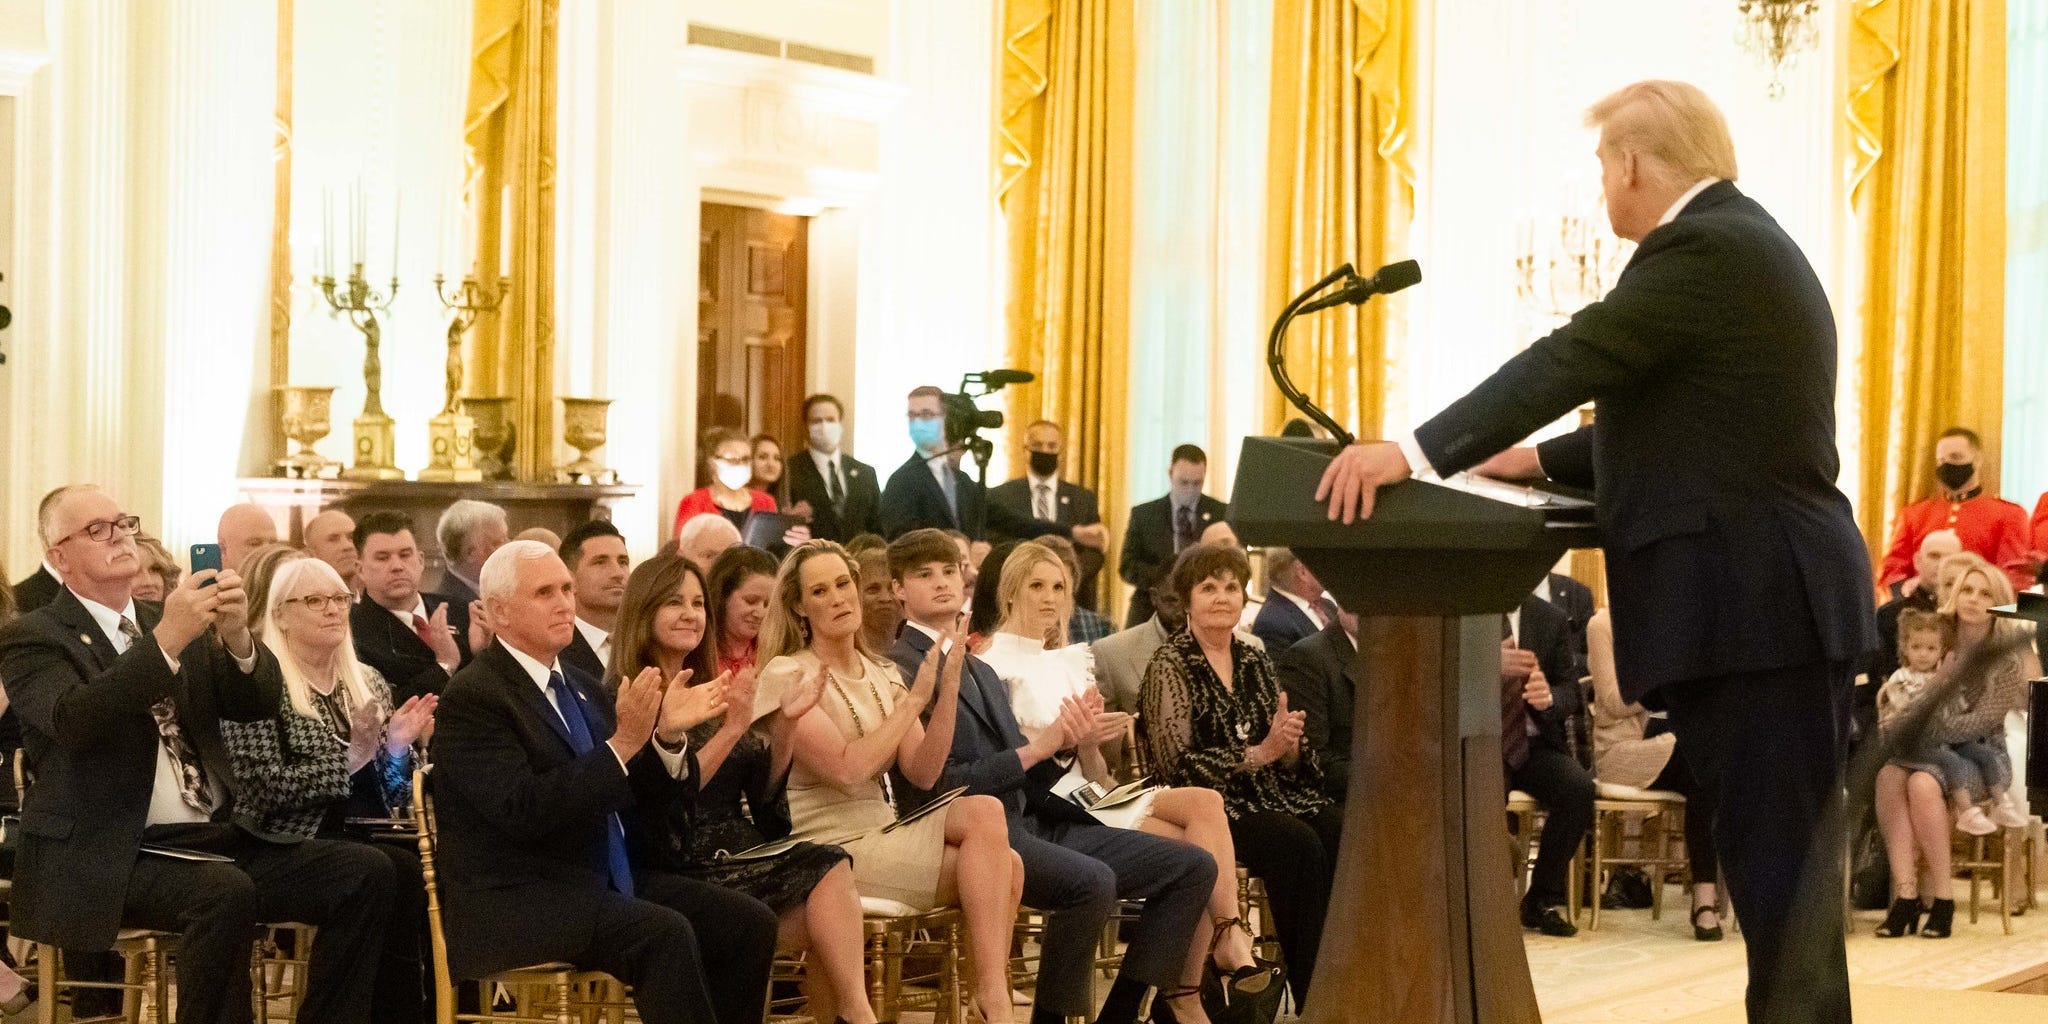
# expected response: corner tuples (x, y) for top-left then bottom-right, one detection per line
(189, 543), (223, 584)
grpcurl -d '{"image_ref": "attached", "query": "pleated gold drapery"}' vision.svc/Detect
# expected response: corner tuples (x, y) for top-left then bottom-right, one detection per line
(1263, 0), (1416, 436)
(998, 0), (1136, 606)
(1847, 0), (2007, 561)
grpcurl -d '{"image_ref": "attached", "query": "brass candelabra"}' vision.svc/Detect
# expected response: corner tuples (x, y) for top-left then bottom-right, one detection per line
(314, 262), (405, 480)
(422, 272), (510, 482)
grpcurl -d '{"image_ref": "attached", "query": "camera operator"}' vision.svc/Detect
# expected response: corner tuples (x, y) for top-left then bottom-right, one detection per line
(879, 385), (1108, 563)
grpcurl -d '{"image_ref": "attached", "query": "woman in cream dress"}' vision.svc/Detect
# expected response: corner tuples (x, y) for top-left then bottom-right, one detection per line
(979, 542), (1269, 1017)
(753, 541), (1024, 1024)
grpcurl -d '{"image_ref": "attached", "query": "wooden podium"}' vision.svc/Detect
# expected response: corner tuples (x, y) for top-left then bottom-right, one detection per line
(1231, 437), (1598, 1024)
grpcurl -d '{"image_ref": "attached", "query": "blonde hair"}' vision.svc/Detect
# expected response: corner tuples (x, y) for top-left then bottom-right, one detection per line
(758, 540), (885, 666)
(262, 557), (382, 722)
(1936, 552), (2017, 613)
(241, 543), (307, 640)
(1585, 80), (1738, 186)
(995, 542), (1072, 646)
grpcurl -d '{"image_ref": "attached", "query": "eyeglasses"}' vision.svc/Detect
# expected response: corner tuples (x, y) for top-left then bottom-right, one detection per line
(53, 514), (142, 546)
(284, 593), (354, 612)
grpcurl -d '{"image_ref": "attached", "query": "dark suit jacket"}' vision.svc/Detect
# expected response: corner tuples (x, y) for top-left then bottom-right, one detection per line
(1249, 593), (1319, 654)
(1273, 622), (1359, 804)
(1542, 572), (1596, 680)
(352, 594), (465, 704)
(1414, 182), (1875, 702)
(0, 589), (287, 947)
(430, 573), (480, 658)
(988, 477), (1102, 530)
(879, 453), (1069, 543)
(1514, 595), (1580, 757)
(11, 565), (61, 614)
(1118, 494), (1228, 627)
(786, 449), (884, 543)
(560, 627), (606, 687)
(427, 641), (689, 979)
(888, 627), (1095, 829)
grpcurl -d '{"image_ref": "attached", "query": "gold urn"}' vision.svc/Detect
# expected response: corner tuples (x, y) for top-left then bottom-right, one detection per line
(557, 397), (616, 484)
(464, 396), (517, 481)
(274, 385), (341, 479)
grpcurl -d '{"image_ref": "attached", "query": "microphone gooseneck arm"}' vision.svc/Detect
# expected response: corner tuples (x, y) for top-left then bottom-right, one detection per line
(1267, 264), (1361, 448)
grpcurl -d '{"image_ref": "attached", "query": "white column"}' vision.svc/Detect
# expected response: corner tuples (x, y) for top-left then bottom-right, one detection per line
(0, 0), (50, 572)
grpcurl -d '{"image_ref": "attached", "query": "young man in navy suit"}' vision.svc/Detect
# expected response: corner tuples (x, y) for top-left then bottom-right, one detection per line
(1319, 81), (1874, 1022)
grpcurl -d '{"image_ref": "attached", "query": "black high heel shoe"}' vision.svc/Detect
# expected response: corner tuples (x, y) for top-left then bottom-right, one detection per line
(1874, 897), (1924, 937)
(1922, 898), (1956, 938)
(1200, 918), (1285, 1024)
(1691, 903), (1723, 942)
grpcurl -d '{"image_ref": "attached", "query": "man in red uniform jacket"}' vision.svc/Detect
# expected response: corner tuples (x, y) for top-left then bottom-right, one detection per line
(1878, 427), (2033, 595)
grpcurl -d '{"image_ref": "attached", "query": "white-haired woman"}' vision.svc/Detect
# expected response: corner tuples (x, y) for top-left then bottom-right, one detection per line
(222, 556), (437, 1021)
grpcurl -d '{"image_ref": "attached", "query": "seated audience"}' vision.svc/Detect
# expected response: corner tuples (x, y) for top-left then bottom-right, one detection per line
(958, 537), (1268, 1024)
(11, 485), (91, 614)
(843, 532), (889, 558)
(351, 510), (469, 702)
(853, 546), (904, 653)
(752, 541), (1024, 1024)
(1094, 583), (1264, 719)
(560, 519), (632, 680)
(708, 545), (780, 678)
(1273, 610), (1360, 808)
(1035, 536), (1114, 644)
(218, 502), (282, 576)
(224, 556), (437, 1019)
(1502, 592), (1594, 938)
(0, 486), (393, 1024)
(434, 499), (509, 652)
(1248, 547), (1335, 654)
(609, 551), (879, 1024)
(1586, 610), (1722, 940)
(786, 393), (885, 543)
(241, 542), (307, 640)
(967, 541), (1020, 639)
(0, 559), (27, 1018)
(1870, 529), (1963, 684)
(676, 427), (782, 538)
(1119, 446), (1228, 628)
(429, 540), (778, 1024)
(1141, 542), (1335, 1006)
(880, 386), (1082, 547)
(1879, 427), (2034, 593)
(751, 433), (790, 507)
(988, 419), (1109, 605)
(305, 509), (361, 591)
(130, 532), (183, 603)
(677, 512), (745, 573)
(1538, 571), (1596, 680)
(1872, 553), (2040, 938)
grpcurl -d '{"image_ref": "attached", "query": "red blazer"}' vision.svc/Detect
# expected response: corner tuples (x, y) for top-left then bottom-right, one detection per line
(674, 488), (778, 539)
(1879, 492), (2033, 592)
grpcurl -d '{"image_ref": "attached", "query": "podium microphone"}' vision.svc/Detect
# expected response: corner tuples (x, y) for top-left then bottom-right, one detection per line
(1296, 260), (1422, 315)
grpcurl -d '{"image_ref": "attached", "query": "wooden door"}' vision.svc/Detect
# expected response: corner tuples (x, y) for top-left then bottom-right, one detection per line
(698, 203), (807, 484)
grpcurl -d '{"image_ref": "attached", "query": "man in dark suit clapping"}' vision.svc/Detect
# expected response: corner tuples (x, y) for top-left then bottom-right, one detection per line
(989, 420), (1109, 607)
(1318, 81), (1874, 1021)
(350, 510), (469, 703)
(0, 486), (393, 1024)
(428, 541), (777, 1024)
(784, 393), (884, 543)
(1119, 445), (1228, 628)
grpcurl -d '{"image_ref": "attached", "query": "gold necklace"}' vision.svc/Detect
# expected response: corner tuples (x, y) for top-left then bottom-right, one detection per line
(825, 660), (887, 738)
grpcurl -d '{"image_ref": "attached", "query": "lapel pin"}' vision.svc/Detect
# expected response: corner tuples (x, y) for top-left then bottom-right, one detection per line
(80, 634), (94, 645)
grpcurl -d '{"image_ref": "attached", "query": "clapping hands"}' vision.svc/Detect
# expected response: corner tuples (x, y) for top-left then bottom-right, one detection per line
(1254, 692), (1306, 767)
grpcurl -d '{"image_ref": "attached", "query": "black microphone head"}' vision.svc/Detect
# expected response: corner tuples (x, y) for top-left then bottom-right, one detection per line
(981, 369), (1037, 386)
(1370, 260), (1422, 294)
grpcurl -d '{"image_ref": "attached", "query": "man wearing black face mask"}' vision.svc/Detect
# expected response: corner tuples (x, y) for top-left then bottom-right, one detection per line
(990, 419), (1108, 606)
(1879, 426), (2034, 594)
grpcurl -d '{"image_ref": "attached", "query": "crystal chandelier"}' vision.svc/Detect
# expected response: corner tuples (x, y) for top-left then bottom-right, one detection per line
(1737, 0), (1820, 100)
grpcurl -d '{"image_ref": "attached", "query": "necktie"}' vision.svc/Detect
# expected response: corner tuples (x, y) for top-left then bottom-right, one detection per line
(1036, 483), (1054, 522)
(939, 468), (960, 525)
(1174, 505), (1197, 552)
(1499, 615), (1530, 772)
(126, 616), (213, 813)
(412, 613), (435, 649)
(828, 459), (846, 508)
(1313, 595), (1342, 629)
(547, 671), (635, 897)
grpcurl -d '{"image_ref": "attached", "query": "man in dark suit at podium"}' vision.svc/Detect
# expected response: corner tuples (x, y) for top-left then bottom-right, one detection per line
(1318, 81), (1873, 1023)
(1119, 445), (1228, 628)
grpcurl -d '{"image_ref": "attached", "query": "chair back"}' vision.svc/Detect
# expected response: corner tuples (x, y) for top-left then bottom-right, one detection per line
(411, 766), (461, 1007)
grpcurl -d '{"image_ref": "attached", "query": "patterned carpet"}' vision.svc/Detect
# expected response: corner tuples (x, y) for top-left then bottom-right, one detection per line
(1530, 884), (2048, 1023)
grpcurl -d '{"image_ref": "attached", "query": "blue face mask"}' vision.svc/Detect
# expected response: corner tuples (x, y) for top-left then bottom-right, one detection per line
(909, 417), (945, 452)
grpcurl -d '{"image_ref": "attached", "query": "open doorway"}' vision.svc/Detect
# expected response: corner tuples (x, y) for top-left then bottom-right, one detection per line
(697, 202), (807, 486)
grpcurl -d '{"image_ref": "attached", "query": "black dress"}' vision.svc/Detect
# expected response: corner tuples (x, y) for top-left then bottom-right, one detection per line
(659, 721), (849, 915)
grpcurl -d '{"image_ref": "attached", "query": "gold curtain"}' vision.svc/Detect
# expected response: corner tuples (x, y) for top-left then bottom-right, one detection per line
(1848, 0), (2006, 562)
(1263, 0), (1416, 436)
(999, 0), (1136, 608)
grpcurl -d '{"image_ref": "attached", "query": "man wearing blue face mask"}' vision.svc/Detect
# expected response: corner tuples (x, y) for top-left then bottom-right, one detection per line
(1117, 445), (1229, 628)
(880, 386), (1087, 550)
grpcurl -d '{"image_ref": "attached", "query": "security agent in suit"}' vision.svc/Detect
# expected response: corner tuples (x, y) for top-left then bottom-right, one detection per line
(0, 488), (392, 1024)
(428, 541), (777, 1024)
(349, 511), (469, 703)
(785, 393), (885, 543)
(879, 386), (1079, 545)
(988, 420), (1110, 607)
(885, 531), (1213, 1024)
(1318, 82), (1874, 1022)
(1273, 617), (1360, 806)
(1502, 596), (1594, 937)
(1119, 446), (1228, 628)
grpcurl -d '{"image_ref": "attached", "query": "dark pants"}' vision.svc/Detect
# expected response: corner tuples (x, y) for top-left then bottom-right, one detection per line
(1509, 747), (1595, 908)
(1228, 808), (1341, 1006)
(1664, 661), (1852, 1024)
(1650, 745), (1720, 885)
(362, 838), (428, 1024)
(632, 872), (779, 1024)
(124, 828), (394, 1024)
(1011, 817), (1217, 1015)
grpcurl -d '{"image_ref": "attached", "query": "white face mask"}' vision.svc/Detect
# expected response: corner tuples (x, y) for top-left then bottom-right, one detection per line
(809, 420), (843, 452)
(715, 462), (754, 491)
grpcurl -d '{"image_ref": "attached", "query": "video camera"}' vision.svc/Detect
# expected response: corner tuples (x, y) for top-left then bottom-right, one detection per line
(941, 369), (1035, 466)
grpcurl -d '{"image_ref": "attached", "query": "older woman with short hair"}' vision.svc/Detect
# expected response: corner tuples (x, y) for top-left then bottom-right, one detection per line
(1140, 542), (1337, 1008)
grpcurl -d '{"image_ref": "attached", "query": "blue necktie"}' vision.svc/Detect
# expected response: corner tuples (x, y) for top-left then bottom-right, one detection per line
(548, 670), (635, 897)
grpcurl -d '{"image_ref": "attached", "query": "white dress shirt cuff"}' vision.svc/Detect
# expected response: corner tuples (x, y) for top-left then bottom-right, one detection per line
(651, 735), (691, 778)
(1396, 432), (1434, 478)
